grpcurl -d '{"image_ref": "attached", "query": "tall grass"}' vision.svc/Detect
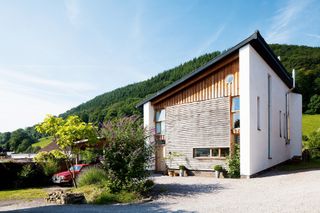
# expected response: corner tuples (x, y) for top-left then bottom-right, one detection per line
(77, 167), (108, 187)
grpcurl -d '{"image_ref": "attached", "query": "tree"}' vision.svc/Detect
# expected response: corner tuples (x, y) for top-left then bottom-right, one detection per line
(35, 115), (97, 187)
(101, 116), (152, 192)
(306, 94), (320, 114)
(304, 130), (320, 158)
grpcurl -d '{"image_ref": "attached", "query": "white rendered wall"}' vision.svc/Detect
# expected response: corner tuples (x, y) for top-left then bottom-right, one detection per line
(289, 93), (302, 157)
(143, 102), (155, 170)
(240, 44), (301, 176)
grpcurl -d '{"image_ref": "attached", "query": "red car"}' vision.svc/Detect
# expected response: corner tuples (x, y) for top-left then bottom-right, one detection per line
(52, 164), (89, 184)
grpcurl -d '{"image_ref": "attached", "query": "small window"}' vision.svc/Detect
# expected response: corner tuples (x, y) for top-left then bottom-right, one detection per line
(155, 109), (165, 135)
(212, 148), (219, 157)
(155, 109), (165, 122)
(234, 134), (240, 144)
(232, 97), (240, 112)
(225, 74), (234, 84)
(279, 110), (282, 138)
(257, 96), (260, 130)
(220, 148), (230, 157)
(194, 148), (210, 157)
(233, 113), (240, 129)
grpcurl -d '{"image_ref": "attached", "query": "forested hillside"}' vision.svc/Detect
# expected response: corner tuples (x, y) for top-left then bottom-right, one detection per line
(1, 44), (319, 153)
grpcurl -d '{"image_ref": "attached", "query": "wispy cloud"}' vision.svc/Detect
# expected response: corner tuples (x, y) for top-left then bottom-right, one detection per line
(195, 25), (225, 55)
(64, 0), (80, 26)
(266, 0), (313, 43)
(306, 33), (320, 40)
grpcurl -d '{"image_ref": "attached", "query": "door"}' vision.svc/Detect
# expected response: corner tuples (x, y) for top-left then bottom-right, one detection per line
(155, 144), (166, 173)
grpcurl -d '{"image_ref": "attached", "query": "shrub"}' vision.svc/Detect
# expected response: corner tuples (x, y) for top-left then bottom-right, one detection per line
(304, 130), (320, 158)
(80, 148), (102, 164)
(101, 116), (153, 192)
(77, 167), (108, 187)
(34, 151), (66, 176)
(179, 165), (185, 170)
(213, 165), (223, 172)
(227, 144), (240, 178)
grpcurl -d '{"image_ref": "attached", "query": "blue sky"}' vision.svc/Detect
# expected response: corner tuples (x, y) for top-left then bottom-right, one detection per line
(0, 0), (319, 132)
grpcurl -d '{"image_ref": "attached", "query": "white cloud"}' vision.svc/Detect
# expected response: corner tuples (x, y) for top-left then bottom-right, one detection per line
(306, 33), (320, 40)
(266, 0), (313, 43)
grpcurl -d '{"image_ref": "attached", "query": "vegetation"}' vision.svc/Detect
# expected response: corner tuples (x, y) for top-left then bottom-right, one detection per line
(227, 144), (240, 178)
(213, 165), (223, 172)
(101, 116), (152, 192)
(34, 150), (66, 176)
(302, 114), (320, 136)
(77, 167), (108, 187)
(0, 188), (47, 200)
(35, 115), (98, 187)
(303, 130), (320, 158)
(31, 136), (53, 149)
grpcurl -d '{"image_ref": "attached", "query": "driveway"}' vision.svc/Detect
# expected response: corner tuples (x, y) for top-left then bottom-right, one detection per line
(2, 169), (320, 213)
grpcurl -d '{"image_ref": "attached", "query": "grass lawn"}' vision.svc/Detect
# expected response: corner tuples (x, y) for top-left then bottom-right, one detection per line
(0, 188), (47, 200)
(32, 136), (53, 148)
(302, 114), (320, 136)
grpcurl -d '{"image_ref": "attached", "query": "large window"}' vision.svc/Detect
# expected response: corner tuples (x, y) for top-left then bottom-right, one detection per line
(193, 148), (230, 158)
(155, 109), (165, 135)
(232, 97), (240, 129)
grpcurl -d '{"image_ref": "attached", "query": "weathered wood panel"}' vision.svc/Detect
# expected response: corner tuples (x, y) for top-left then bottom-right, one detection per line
(153, 57), (239, 110)
(165, 97), (230, 170)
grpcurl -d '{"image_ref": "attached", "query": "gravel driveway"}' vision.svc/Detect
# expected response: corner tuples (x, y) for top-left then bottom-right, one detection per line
(2, 169), (320, 213)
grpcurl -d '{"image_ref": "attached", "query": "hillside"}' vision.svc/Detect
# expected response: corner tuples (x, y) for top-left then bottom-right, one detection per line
(1, 44), (320, 153)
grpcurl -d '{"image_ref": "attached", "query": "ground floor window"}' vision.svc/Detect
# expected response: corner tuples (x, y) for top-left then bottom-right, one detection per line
(193, 147), (230, 158)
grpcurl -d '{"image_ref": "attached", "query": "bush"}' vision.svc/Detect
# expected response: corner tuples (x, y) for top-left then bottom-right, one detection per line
(179, 165), (186, 170)
(304, 130), (320, 158)
(80, 148), (102, 164)
(227, 144), (240, 178)
(306, 95), (320, 114)
(77, 167), (108, 187)
(101, 116), (153, 192)
(34, 151), (66, 176)
(213, 165), (223, 172)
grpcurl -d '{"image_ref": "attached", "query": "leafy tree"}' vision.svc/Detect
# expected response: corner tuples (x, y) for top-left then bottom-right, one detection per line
(34, 150), (67, 176)
(306, 95), (320, 114)
(35, 115), (98, 187)
(101, 116), (152, 192)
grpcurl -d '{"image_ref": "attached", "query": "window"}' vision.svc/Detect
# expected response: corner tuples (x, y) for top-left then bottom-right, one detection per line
(194, 148), (210, 157)
(279, 110), (282, 138)
(155, 109), (165, 135)
(225, 74), (234, 84)
(234, 134), (240, 144)
(232, 97), (240, 129)
(257, 96), (261, 130)
(193, 148), (230, 158)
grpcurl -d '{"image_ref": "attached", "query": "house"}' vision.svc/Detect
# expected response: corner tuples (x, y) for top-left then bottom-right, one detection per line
(137, 31), (302, 178)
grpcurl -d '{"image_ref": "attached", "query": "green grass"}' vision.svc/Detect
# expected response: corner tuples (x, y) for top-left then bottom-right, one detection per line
(0, 188), (47, 200)
(302, 114), (320, 136)
(277, 159), (320, 171)
(32, 136), (53, 148)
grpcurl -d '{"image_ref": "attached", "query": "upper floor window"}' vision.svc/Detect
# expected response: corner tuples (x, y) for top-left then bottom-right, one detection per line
(155, 109), (165, 135)
(232, 97), (240, 129)
(232, 97), (240, 112)
(225, 74), (234, 84)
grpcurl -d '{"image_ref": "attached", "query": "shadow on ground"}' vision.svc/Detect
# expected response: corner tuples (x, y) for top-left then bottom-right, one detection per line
(150, 182), (224, 198)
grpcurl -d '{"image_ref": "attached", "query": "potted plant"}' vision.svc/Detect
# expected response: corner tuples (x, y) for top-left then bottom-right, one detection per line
(165, 151), (182, 177)
(179, 165), (186, 177)
(213, 165), (223, 178)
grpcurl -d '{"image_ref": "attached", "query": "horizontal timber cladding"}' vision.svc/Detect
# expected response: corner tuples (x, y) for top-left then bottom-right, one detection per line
(153, 56), (239, 110)
(165, 97), (230, 170)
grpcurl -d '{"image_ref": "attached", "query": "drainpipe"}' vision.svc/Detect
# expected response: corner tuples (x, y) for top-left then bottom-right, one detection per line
(285, 69), (295, 144)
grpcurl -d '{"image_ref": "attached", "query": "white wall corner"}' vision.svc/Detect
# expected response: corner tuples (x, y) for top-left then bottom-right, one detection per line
(289, 93), (302, 157)
(143, 102), (155, 171)
(239, 45), (251, 176)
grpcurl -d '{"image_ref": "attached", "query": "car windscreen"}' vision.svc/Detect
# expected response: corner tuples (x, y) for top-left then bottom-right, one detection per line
(69, 165), (82, 171)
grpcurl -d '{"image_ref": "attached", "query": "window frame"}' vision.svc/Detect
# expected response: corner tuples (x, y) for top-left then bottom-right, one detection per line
(193, 147), (230, 159)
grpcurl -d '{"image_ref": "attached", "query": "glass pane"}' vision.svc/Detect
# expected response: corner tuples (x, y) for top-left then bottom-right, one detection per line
(155, 109), (165, 121)
(234, 134), (240, 144)
(194, 148), (210, 157)
(232, 97), (240, 112)
(161, 121), (165, 134)
(220, 148), (230, 157)
(155, 123), (161, 134)
(225, 74), (234, 84)
(233, 113), (240, 128)
(212, 148), (219, 157)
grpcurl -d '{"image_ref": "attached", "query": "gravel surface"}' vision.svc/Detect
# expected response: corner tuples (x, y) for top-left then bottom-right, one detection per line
(1, 170), (320, 213)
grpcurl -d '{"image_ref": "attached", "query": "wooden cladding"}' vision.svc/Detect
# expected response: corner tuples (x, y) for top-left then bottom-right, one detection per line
(153, 56), (239, 109)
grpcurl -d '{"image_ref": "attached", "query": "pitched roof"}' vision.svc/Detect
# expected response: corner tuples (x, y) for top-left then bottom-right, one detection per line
(137, 31), (293, 108)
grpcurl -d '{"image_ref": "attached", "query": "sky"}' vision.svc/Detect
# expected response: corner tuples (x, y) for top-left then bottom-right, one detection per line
(0, 0), (319, 132)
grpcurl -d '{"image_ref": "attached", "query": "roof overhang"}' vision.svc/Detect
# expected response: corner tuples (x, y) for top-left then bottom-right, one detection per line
(136, 31), (293, 108)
